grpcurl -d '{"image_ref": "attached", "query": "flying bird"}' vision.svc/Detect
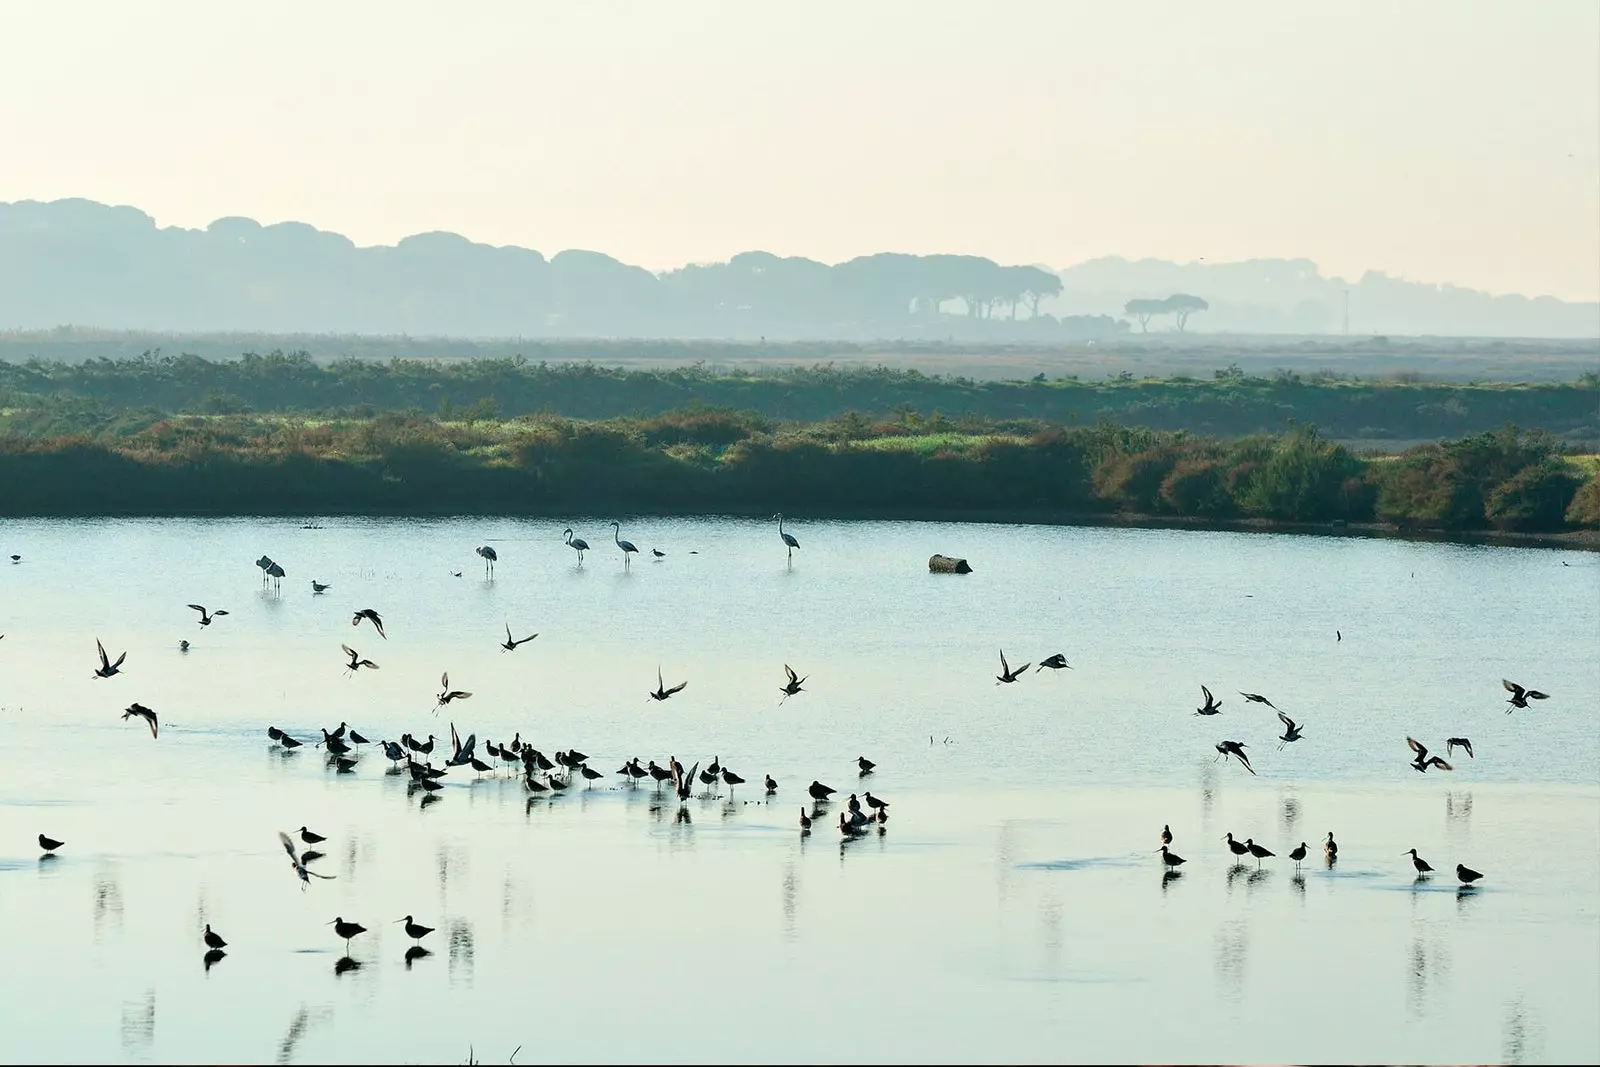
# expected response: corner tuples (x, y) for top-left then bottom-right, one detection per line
(1195, 685), (1222, 715)
(1276, 710), (1305, 749)
(435, 672), (472, 712)
(1036, 654), (1072, 672)
(1239, 692), (1277, 709)
(278, 832), (335, 889)
(500, 624), (538, 652)
(340, 644), (378, 674)
(1446, 737), (1474, 760)
(779, 664), (807, 702)
(93, 639), (127, 679)
(649, 666), (688, 702)
(1502, 678), (1549, 712)
(1406, 737), (1453, 773)
(188, 604), (229, 627)
(996, 649), (1029, 684)
(121, 702), (158, 738)
(1215, 740), (1255, 774)
(351, 609), (386, 639)
(773, 513), (800, 560)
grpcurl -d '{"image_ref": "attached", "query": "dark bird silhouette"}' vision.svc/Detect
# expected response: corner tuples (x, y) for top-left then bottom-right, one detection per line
(671, 759), (700, 801)
(500, 624), (537, 652)
(580, 764), (604, 787)
(779, 664), (807, 702)
(341, 644), (378, 674)
(1406, 737), (1453, 773)
(1446, 737), (1474, 760)
(1036, 653), (1072, 672)
(397, 915), (435, 943)
(476, 545), (497, 575)
(1195, 685), (1223, 716)
(799, 807), (812, 830)
(1223, 832), (1250, 862)
(352, 608), (386, 639)
(764, 774), (777, 794)
(563, 527), (589, 563)
(279, 832), (335, 889)
(122, 702), (158, 738)
(1239, 692), (1277, 709)
(857, 756), (875, 775)
(1337, 630), (1342, 641)
(808, 780), (836, 802)
(435, 672), (472, 713)
(722, 768), (746, 792)
(328, 917), (367, 952)
(203, 923), (227, 950)
(38, 834), (63, 853)
(1276, 711), (1305, 749)
(1404, 848), (1434, 876)
(1324, 832), (1338, 862)
(188, 604), (229, 627)
(297, 826), (326, 845)
(774, 513), (800, 560)
(996, 649), (1029, 684)
(348, 729), (369, 745)
(1245, 838), (1275, 867)
(311, 580), (331, 594)
(863, 791), (888, 812)
(1215, 740), (1255, 774)
(610, 522), (639, 567)
(649, 666), (688, 702)
(1160, 824), (1172, 846)
(280, 733), (303, 749)
(1502, 678), (1549, 712)
(1157, 844), (1185, 869)
(94, 639), (127, 679)
(1456, 863), (1483, 885)
(651, 548), (666, 558)
(840, 808), (870, 834)
(1289, 842), (1308, 868)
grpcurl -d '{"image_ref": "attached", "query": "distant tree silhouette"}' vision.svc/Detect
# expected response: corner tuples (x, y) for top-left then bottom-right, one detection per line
(1124, 298), (1166, 332)
(1165, 293), (1210, 331)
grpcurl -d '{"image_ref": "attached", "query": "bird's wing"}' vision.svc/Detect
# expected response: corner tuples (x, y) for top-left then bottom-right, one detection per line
(657, 665), (664, 690)
(373, 617), (386, 638)
(1502, 678), (1523, 698)
(97, 639), (109, 669)
(1527, 690), (1550, 700)
(1277, 710), (1294, 729)
(1464, 740), (1474, 758)
(341, 644), (355, 658)
(214, 609), (228, 617)
(441, 672), (449, 689)
(1432, 758), (1453, 771)
(188, 604), (205, 613)
(307, 869), (336, 880)
(785, 664), (797, 684)
(451, 722), (461, 756)
(146, 712), (158, 738)
(1406, 736), (1425, 756)
(278, 831), (298, 861)
(362, 660), (380, 670)
(453, 691), (473, 700)
(999, 649), (1010, 674)
(1262, 696), (1277, 709)
(1201, 684), (1213, 703)
(665, 681), (688, 696)
(112, 651), (127, 669)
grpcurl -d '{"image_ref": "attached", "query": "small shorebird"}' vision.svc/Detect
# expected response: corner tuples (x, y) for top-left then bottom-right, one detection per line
(996, 649), (1029, 684)
(779, 664), (807, 702)
(651, 548), (666, 558)
(1289, 842), (1308, 868)
(1276, 711), (1305, 749)
(1157, 844), (1185, 869)
(1406, 737), (1452, 773)
(188, 604), (229, 627)
(397, 915), (435, 944)
(341, 644), (378, 674)
(799, 808), (812, 830)
(764, 774), (777, 794)
(1245, 838), (1275, 867)
(579, 764), (604, 787)
(1160, 824), (1172, 846)
(857, 756), (875, 775)
(203, 924), (227, 951)
(1446, 737), (1474, 760)
(1223, 832), (1250, 862)
(435, 672), (472, 712)
(311, 580), (331, 594)
(1502, 678), (1549, 713)
(863, 791), (889, 813)
(297, 826), (326, 845)
(38, 834), (63, 853)
(1037, 654), (1072, 672)
(1195, 685), (1223, 715)
(1456, 863), (1483, 886)
(351, 608), (386, 639)
(840, 809), (870, 834)
(1404, 848), (1434, 876)
(122, 703), (158, 738)
(1239, 691), (1277, 709)
(721, 768), (746, 792)
(1215, 740), (1256, 774)
(94, 639), (127, 679)
(500, 625), (537, 652)
(808, 780), (837, 802)
(1324, 832), (1338, 862)
(649, 666), (688, 702)
(327, 917), (367, 952)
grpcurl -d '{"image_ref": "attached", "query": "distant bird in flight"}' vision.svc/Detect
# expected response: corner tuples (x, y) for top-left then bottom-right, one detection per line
(499, 625), (537, 652)
(1275, 711), (1305, 749)
(1195, 685), (1223, 716)
(1501, 678), (1548, 713)
(649, 666), (688, 702)
(188, 604), (229, 627)
(779, 664), (807, 702)
(352, 609), (386, 639)
(1215, 740), (1255, 774)
(435, 672), (473, 712)
(93, 639), (127, 679)
(341, 644), (379, 674)
(995, 649), (1028, 684)
(1036, 654), (1072, 672)
(1446, 737), (1474, 760)
(1239, 692), (1277, 710)
(1406, 737), (1452, 773)
(122, 702), (158, 738)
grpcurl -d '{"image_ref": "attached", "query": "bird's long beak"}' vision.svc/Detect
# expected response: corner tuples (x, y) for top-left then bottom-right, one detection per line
(324, 920), (337, 925)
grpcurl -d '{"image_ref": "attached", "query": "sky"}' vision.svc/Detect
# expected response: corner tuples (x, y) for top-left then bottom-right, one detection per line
(1, 1), (1597, 301)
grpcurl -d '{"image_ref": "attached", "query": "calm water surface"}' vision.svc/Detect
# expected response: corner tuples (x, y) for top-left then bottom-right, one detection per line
(0, 517), (1596, 1064)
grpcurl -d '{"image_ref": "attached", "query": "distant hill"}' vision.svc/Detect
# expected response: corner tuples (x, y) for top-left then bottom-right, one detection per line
(1, 198), (1594, 339)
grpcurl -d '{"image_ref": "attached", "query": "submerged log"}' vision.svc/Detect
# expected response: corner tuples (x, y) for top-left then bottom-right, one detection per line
(928, 554), (972, 574)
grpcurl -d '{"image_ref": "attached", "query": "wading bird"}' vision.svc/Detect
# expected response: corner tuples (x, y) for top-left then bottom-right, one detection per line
(279, 832), (335, 889)
(1446, 737), (1474, 760)
(1406, 737), (1453, 773)
(765, 774), (777, 794)
(1324, 832), (1338, 862)
(610, 522), (639, 567)
(649, 666), (688, 702)
(435, 672), (472, 713)
(265, 561), (285, 590)
(122, 703), (158, 738)
(1245, 838), (1275, 867)
(256, 555), (275, 585)
(1276, 711), (1305, 749)
(840, 808), (870, 834)
(651, 548), (666, 559)
(857, 756), (875, 775)
(1289, 842), (1308, 868)
(1404, 848), (1434, 877)
(94, 639), (127, 679)
(563, 528), (589, 564)
(808, 780), (836, 802)
(476, 545), (497, 576)
(773, 513), (800, 560)
(799, 808), (812, 830)
(341, 644), (378, 674)
(1161, 825), (1172, 845)
(397, 915), (435, 944)
(779, 664), (807, 702)
(1157, 844), (1185, 870)
(1239, 691), (1277, 709)
(38, 834), (63, 853)
(327, 917), (366, 952)
(500, 625), (537, 652)
(1215, 740), (1255, 774)
(863, 791), (888, 813)
(311, 580), (331, 594)
(1196, 685), (1223, 715)
(188, 604), (229, 627)
(1223, 832), (1250, 862)
(721, 768), (745, 793)
(351, 608), (386, 639)
(1502, 678), (1549, 712)
(996, 649), (1029, 684)
(1456, 863), (1483, 886)
(1037, 654), (1072, 672)
(203, 924), (227, 951)
(297, 826), (325, 845)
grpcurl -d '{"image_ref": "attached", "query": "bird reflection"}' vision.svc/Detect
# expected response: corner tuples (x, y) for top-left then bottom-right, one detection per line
(405, 945), (434, 968)
(448, 922), (475, 984)
(119, 990), (155, 1051)
(1290, 872), (1306, 896)
(203, 948), (227, 971)
(1212, 922), (1248, 1001)
(334, 955), (361, 976)
(781, 862), (798, 942)
(1161, 869), (1183, 893)
(1280, 794), (1300, 833)
(276, 1006), (310, 1065)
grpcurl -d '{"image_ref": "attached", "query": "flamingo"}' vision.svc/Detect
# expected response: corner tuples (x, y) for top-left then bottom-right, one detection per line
(773, 513), (800, 560)
(563, 528), (589, 564)
(610, 522), (639, 567)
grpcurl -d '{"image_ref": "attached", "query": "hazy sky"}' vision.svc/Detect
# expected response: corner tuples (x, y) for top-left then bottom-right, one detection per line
(2, 1), (1596, 299)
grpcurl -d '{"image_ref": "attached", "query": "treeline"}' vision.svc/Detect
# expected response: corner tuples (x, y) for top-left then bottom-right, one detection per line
(2, 351), (1595, 444)
(0, 410), (1593, 534)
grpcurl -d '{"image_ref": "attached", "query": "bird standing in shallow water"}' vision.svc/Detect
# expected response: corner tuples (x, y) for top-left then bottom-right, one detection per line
(311, 580), (331, 594)
(94, 639), (127, 679)
(1157, 845), (1185, 870)
(808, 780), (836, 802)
(610, 522), (639, 567)
(1456, 863), (1483, 885)
(799, 808), (811, 830)
(279, 832), (335, 889)
(1502, 678), (1549, 713)
(1324, 832), (1338, 863)
(1195, 685), (1222, 715)
(328, 917), (366, 952)
(1223, 832), (1250, 862)
(476, 545), (497, 576)
(351, 609), (386, 639)
(857, 756), (875, 775)
(1245, 838), (1275, 867)
(38, 834), (63, 853)
(397, 915), (435, 943)
(1160, 824), (1172, 846)
(1404, 848), (1434, 876)
(1289, 842), (1308, 868)
(297, 826), (325, 846)
(774, 514), (800, 560)
(995, 649), (1029, 684)
(764, 774), (777, 794)
(122, 703), (158, 738)
(203, 924), (227, 951)
(188, 604), (229, 627)
(563, 528), (589, 564)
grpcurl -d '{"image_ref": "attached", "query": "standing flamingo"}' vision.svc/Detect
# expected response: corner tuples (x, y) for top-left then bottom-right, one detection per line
(610, 522), (639, 568)
(773, 514), (800, 560)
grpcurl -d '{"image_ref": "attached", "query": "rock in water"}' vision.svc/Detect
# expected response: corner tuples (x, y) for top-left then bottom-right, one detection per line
(928, 554), (973, 574)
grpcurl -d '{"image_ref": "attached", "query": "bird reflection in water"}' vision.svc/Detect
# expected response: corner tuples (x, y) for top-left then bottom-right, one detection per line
(1290, 872), (1306, 897)
(334, 955), (362, 976)
(405, 945), (433, 969)
(120, 990), (155, 1052)
(1280, 794), (1301, 834)
(1160, 868), (1183, 893)
(276, 1006), (311, 1065)
(203, 948), (227, 972)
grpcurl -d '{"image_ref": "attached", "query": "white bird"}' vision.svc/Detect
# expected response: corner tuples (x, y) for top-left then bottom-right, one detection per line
(774, 513), (800, 560)
(610, 522), (639, 567)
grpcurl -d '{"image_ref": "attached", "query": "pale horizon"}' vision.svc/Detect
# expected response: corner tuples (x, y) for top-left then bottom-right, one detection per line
(2, 1), (1597, 301)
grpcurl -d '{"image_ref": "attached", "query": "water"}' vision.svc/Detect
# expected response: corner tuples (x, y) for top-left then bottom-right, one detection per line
(0, 517), (1596, 1064)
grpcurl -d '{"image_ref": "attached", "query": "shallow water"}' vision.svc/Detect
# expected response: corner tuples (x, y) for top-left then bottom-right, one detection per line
(0, 517), (1596, 1063)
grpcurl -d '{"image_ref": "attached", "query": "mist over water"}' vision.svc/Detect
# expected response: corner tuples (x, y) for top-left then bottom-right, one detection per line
(0, 517), (1595, 1062)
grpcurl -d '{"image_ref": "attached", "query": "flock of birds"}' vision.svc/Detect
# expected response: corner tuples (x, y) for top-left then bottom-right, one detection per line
(11, 519), (1557, 969)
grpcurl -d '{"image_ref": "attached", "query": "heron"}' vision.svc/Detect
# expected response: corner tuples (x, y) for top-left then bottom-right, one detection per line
(1456, 863), (1483, 885)
(779, 664), (807, 702)
(188, 604), (229, 627)
(1037, 654), (1072, 672)
(1215, 740), (1255, 774)
(649, 666), (688, 702)
(352, 608), (386, 639)
(279, 832), (335, 889)
(1195, 685), (1222, 715)
(563, 528), (589, 564)
(122, 703), (158, 738)
(38, 834), (63, 853)
(327, 917), (366, 952)
(1404, 848), (1434, 876)
(1276, 711), (1305, 749)
(996, 649), (1029, 684)
(773, 514), (800, 560)
(1502, 678), (1549, 713)
(610, 522), (639, 567)
(435, 672), (472, 713)
(94, 639), (127, 679)
(1406, 737), (1452, 773)
(341, 644), (378, 674)
(397, 916), (435, 944)
(476, 545), (497, 576)
(1157, 845), (1185, 870)
(1446, 737), (1474, 759)
(500, 624), (537, 652)
(1239, 691), (1277, 710)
